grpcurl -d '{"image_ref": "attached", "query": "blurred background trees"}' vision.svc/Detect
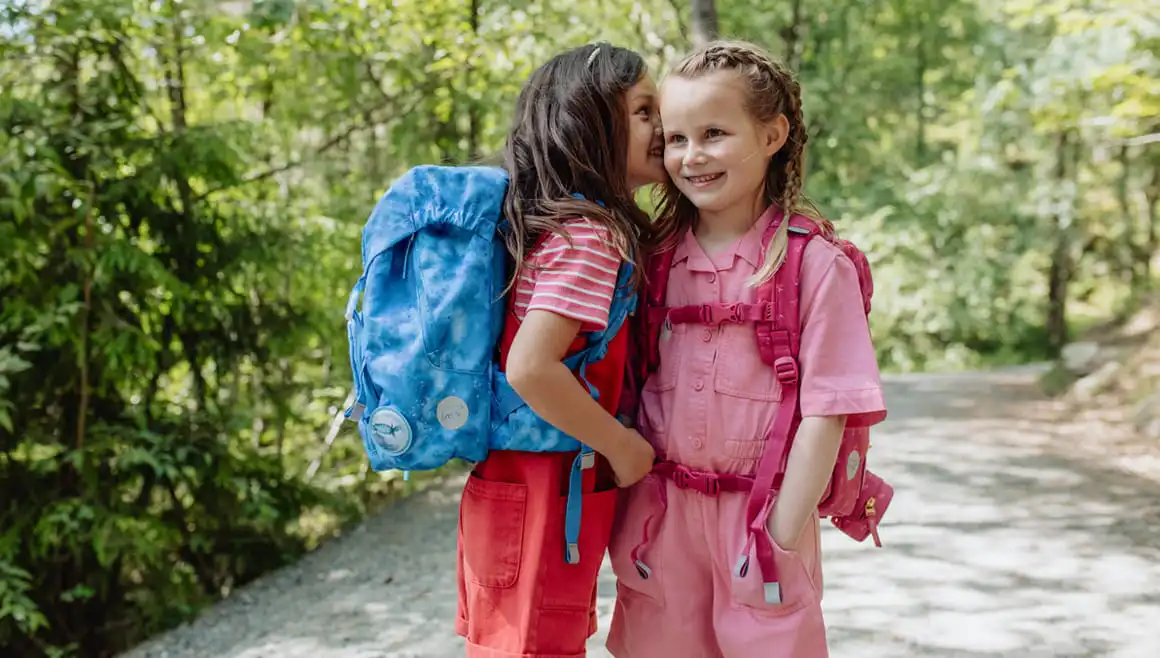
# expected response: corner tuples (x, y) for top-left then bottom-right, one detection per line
(1, 0), (1156, 654)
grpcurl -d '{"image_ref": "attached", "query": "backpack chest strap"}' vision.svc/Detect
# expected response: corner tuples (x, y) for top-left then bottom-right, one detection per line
(661, 302), (774, 326)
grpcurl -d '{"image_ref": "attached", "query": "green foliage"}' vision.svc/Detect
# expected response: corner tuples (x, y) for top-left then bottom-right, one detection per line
(1, 0), (1158, 655)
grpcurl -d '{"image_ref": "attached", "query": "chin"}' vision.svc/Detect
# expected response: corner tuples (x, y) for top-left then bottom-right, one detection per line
(682, 191), (731, 213)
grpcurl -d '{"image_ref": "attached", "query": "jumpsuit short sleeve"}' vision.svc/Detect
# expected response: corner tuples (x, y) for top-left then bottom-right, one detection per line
(796, 241), (887, 428)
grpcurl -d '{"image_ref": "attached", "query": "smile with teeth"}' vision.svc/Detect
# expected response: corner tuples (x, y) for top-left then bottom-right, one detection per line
(686, 172), (724, 186)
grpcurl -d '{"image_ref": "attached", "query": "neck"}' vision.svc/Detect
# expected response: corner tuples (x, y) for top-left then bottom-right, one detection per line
(693, 191), (768, 241)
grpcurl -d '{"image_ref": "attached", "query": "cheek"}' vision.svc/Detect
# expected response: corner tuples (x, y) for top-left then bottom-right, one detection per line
(639, 123), (657, 148)
(663, 150), (683, 175)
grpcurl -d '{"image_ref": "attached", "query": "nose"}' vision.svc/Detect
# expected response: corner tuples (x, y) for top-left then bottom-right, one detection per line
(682, 140), (707, 167)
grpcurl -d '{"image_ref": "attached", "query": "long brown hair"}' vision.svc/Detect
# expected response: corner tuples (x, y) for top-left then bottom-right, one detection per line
(500, 42), (654, 289)
(652, 40), (832, 285)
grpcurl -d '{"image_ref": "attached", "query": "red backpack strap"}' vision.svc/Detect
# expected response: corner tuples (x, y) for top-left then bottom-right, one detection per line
(641, 245), (676, 375)
(618, 245), (677, 421)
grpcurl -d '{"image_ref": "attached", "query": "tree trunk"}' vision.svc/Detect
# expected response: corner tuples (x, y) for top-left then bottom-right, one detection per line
(1116, 144), (1146, 288)
(915, 32), (927, 164)
(1145, 164), (1159, 286)
(690, 0), (718, 47)
(467, 0), (481, 161)
(780, 0), (804, 70)
(1046, 131), (1075, 355)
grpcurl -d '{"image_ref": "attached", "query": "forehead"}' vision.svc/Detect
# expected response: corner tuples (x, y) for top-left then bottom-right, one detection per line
(659, 70), (750, 128)
(625, 74), (658, 102)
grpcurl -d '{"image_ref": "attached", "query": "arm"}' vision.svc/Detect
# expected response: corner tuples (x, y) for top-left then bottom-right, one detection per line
(506, 311), (650, 473)
(767, 414), (846, 549)
(504, 221), (655, 486)
(766, 244), (886, 549)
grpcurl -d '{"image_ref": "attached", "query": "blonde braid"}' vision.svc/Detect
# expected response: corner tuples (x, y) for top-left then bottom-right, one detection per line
(652, 40), (831, 282)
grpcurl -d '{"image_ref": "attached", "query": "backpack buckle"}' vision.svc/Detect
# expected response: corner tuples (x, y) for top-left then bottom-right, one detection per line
(699, 303), (741, 325)
(772, 356), (798, 386)
(673, 465), (721, 496)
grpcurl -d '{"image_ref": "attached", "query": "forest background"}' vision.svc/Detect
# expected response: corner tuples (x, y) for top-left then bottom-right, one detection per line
(2, 0), (1157, 655)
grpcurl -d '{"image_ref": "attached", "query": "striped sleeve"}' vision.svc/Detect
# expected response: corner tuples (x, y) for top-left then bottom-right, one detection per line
(516, 220), (621, 332)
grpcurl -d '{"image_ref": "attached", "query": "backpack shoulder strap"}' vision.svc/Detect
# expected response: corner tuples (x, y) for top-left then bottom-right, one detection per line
(563, 259), (637, 378)
(753, 212), (820, 369)
(739, 211), (820, 593)
(642, 245), (677, 374)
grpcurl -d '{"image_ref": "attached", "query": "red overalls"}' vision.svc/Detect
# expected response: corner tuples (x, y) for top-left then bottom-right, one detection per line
(456, 302), (629, 658)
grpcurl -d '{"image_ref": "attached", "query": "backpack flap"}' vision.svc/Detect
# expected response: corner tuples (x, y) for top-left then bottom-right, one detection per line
(348, 165), (510, 319)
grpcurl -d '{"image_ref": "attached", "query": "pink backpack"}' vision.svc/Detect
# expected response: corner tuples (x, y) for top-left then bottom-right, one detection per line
(622, 209), (893, 599)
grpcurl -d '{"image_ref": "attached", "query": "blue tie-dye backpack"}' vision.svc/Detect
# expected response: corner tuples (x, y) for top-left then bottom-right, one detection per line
(343, 164), (636, 563)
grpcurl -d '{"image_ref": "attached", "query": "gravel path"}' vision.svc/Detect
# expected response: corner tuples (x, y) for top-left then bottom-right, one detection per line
(120, 367), (1160, 658)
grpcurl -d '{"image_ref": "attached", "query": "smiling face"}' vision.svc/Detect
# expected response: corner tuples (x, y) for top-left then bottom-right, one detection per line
(659, 69), (786, 221)
(624, 74), (667, 189)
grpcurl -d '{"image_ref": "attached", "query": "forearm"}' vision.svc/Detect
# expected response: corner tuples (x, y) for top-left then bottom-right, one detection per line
(767, 415), (846, 548)
(508, 360), (632, 458)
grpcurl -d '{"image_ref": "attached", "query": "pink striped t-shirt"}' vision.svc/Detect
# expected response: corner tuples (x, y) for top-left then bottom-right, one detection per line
(511, 218), (621, 331)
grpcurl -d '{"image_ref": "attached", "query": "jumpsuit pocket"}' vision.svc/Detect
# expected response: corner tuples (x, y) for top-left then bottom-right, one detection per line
(713, 324), (782, 402)
(726, 526), (819, 617)
(607, 477), (666, 605)
(460, 473), (527, 589)
(541, 487), (619, 611)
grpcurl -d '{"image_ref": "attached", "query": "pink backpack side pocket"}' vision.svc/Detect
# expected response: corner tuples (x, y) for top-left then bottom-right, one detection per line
(830, 471), (893, 547)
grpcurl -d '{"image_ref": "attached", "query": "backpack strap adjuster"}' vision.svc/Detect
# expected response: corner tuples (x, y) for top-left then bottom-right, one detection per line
(698, 303), (742, 325)
(772, 356), (799, 386)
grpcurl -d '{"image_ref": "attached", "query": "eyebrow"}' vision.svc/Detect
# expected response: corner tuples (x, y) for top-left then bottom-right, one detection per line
(664, 121), (716, 133)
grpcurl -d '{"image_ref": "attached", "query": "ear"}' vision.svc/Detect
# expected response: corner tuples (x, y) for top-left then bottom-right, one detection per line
(762, 114), (791, 158)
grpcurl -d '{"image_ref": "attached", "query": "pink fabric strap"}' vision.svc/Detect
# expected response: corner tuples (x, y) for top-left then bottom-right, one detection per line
(739, 211), (818, 603)
(655, 461), (758, 495)
(664, 302), (773, 326)
(629, 462), (782, 580)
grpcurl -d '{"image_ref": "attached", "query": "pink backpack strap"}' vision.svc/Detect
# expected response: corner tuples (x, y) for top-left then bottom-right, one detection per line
(735, 211), (820, 604)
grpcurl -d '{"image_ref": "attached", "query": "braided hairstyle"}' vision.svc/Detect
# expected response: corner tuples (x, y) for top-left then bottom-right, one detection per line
(653, 40), (832, 285)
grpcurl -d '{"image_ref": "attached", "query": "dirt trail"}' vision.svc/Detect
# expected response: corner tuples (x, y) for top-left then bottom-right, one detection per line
(121, 367), (1160, 658)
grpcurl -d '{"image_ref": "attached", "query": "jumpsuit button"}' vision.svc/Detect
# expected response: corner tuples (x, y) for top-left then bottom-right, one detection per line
(707, 273), (716, 283)
(701, 328), (713, 342)
(692, 437), (704, 449)
(694, 379), (705, 391)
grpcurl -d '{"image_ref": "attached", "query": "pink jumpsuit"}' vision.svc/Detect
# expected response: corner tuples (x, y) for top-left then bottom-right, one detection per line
(606, 211), (887, 658)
